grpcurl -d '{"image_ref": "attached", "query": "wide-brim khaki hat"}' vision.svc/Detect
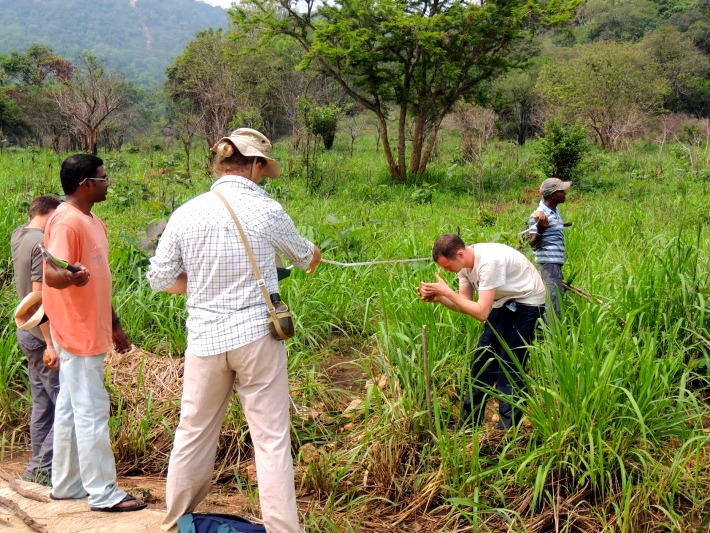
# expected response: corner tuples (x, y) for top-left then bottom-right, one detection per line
(212, 128), (281, 178)
(14, 291), (45, 331)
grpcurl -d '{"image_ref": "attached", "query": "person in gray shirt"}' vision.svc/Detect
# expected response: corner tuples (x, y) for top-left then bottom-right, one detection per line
(11, 195), (61, 485)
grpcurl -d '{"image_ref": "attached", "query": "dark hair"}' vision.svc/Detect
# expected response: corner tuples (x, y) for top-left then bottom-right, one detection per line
(432, 233), (466, 261)
(60, 154), (104, 195)
(28, 195), (61, 219)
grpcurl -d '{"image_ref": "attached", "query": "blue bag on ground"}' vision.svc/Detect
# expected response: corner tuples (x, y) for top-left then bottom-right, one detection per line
(177, 512), (267, 533)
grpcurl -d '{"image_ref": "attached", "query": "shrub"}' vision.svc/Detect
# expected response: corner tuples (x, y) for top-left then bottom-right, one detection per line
(536, 121), (589, 180)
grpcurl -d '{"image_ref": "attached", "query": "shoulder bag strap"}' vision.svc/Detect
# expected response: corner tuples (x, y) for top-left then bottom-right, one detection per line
(212, 190), (275, 315)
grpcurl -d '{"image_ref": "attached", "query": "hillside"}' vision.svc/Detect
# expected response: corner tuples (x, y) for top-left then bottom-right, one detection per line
(0, 0), (229, 86)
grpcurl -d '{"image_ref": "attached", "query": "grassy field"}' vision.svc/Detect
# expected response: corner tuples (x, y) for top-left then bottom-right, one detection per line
(0, 130), (708, 532)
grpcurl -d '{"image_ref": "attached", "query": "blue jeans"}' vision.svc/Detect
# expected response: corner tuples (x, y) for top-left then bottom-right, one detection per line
(51, 344), (126, 507)
(461, 303), (544, 429)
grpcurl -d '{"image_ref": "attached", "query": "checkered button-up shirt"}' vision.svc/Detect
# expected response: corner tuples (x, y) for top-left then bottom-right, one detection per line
(146, 175), (315, 356)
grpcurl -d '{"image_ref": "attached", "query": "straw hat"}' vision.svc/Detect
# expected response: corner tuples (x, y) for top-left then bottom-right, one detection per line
(212, 128), (281, 178)
(14, 291), (45, 330)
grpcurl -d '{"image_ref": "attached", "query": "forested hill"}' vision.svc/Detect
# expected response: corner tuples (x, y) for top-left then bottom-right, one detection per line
(0, 0), (228, 85)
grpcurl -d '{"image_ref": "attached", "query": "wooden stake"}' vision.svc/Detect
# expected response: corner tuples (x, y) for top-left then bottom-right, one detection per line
(422, 325), (434, 434)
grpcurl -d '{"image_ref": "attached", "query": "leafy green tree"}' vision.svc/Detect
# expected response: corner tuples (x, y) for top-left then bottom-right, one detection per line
(0, 44), (72, 147)
(671, 0), (710, 54)
(641, 26), (710, 114)
(585, 0), (660, 42)
(2, 44), (72, 86)
(166, 28), (281, 149)
(299, 100), (339, 150)
(536, 42), (668, 149)
(166, 29), (244, 149)
(492, 67), (543, 145)
(0, 89), (19, 139)
(238, 0), (578, 182)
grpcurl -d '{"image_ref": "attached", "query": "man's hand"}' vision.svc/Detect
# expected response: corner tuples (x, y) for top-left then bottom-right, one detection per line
(43, 348), (59, 370)
(418, 273), (453, 302)
(45, 260), (91, 289)
(416, 284), (436, 302)
(533, 210), (549, 231)
(112, 325), (132, 354)
(307, 246), (322, 275)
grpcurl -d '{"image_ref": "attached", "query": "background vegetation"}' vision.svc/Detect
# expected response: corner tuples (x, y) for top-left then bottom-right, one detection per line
(0, 0), (228, 86)
(0, 127), (708, 530)
(0, 0), (709, 529)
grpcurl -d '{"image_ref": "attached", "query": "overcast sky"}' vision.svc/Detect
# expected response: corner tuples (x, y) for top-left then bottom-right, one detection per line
(199, 0), (235, 8)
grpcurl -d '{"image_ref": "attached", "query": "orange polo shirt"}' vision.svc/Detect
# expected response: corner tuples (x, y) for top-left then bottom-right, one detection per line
(42, 203), (113, 356)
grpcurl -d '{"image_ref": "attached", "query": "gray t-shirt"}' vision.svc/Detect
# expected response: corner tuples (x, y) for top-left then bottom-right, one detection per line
(11, 225), (45, 340)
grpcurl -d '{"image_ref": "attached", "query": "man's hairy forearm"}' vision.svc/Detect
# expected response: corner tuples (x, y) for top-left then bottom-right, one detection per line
(436, 295), (460, 312)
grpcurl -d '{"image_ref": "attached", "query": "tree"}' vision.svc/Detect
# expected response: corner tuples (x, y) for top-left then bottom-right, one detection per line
(54, 53), (132, 154)
(238, 0), (578, 182)
(299, 100), (339, 149)
(0, 44), (73, 147)
(165, 29), (244, 150)
(492, 68), (543, 145)
(536, 42), (668, 149)
(584, 0), (659, 42)
(2, 44), (73, 87)
(670, 0), (710, 55)
(641, 26), (710, 115)
(165, 103), (202, 175)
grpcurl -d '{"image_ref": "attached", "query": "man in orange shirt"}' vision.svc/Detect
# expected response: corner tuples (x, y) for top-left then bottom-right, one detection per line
(43, 154), (146, 512)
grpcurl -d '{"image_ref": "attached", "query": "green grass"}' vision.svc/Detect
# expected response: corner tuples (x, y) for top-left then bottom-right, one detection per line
(0, 131), (708, 530)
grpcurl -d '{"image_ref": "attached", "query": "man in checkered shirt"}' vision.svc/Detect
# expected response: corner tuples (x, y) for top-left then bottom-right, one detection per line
(147, 128), (321, 532)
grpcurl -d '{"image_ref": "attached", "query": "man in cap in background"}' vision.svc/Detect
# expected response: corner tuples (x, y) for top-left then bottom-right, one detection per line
(148, 128), (321, 532)
(528, 177), (571, 317)
(11, 195), (61, 486)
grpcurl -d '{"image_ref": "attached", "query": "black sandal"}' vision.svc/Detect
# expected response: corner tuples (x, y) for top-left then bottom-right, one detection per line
(90, 493), (147, 513)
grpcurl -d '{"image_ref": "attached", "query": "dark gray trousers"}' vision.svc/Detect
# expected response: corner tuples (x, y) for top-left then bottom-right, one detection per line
(17, 329), (59, 478)
(540, 263), (564, 317)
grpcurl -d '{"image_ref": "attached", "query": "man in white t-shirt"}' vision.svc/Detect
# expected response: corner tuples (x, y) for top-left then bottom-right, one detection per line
(418, 234), (546, 429)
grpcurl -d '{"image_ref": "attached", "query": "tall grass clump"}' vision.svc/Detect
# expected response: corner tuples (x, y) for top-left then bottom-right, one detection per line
(524, 298), (708, 525)
(0, 325), (29, 433)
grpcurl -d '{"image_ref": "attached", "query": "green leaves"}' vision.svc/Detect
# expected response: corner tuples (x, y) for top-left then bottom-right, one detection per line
(242, 0), (578, 179)
(536, 41), (669, 149)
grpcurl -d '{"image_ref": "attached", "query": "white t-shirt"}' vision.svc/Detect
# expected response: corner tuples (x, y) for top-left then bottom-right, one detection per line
(458, 243), (546, 308)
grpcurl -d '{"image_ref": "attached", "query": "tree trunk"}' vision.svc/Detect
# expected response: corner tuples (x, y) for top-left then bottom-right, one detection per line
(419, 111), (447, 172)
(396, 103), (408, 180)
(377, 113), (402, 182)
(183, 139), (191, 175)
(409, 111), (426, 175)
(517, 104), (527, 146)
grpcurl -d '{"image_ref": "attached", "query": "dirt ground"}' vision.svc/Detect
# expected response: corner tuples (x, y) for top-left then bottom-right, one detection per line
(0, 450), (253, 519)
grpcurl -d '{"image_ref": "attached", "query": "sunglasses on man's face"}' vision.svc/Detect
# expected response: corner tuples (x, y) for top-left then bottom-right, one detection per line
(80, 176), (109, 184)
